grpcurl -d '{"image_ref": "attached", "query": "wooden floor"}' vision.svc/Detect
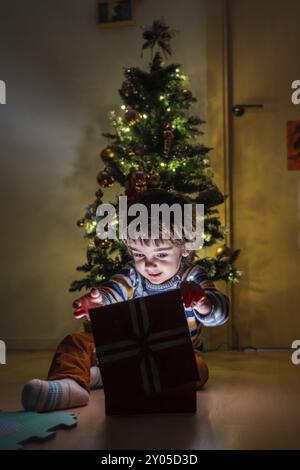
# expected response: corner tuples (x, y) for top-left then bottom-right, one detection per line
(0, 350), (299, 450)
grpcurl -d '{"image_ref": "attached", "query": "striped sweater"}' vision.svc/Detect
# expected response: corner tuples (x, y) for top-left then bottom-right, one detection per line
(96, 261), (230, 350)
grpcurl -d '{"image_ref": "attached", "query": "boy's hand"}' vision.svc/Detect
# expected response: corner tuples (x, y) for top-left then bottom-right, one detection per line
(72, 288), (103, 321)
(180, 281), (212, 315)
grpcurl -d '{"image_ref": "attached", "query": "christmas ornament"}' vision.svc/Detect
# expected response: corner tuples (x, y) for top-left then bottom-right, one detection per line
(134, 170), (147, 191)
(94, 237), (112, 250)
(146, 171), (161, 189)
(101, 147), (115, 161)
(141, 19), (175, 59)
(163, 124), (174, 156)
(125, 109), (140, 126)
(124, 167), (146, 203)
(216, 245), (232, 258)
(77, 219), (85, 228)
(97, 168), (115, 187)
(121, 79), (137, 97)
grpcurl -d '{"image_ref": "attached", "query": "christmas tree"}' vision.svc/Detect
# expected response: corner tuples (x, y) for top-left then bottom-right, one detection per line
(70, 19), (241, 293)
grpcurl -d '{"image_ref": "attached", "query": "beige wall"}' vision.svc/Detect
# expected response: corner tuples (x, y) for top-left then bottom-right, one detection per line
(0, 0), (207, 349)
(229, 0), (300, 348)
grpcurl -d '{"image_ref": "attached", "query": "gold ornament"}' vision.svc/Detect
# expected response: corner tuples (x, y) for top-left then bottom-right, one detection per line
(163, 124), (174, 156)
(101, 147), (115, 161)
(125, 109), (140, 126)
(216, 245), (232, 258)
(77, 218), (85, 228)
(94, 237), (112, 249)
(97, 168), (115, 187)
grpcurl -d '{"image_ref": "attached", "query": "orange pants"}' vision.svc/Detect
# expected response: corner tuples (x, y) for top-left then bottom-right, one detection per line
(47, 332), (208, 392)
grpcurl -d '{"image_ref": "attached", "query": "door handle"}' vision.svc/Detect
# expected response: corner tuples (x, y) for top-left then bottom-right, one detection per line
(232, 104), (264, 117)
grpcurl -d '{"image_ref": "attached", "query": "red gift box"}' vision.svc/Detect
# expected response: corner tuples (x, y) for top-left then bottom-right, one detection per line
(89, 289), (199, 415)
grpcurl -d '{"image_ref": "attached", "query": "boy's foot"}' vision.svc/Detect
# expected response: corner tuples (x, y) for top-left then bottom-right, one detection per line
(21, 378), (89, 411)
(90, 366), (103, 390)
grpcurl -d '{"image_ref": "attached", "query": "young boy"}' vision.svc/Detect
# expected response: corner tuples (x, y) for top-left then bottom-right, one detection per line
(21, 190), (230, 412)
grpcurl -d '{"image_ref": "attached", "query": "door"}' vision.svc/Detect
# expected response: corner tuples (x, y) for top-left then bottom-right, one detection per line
(228, 0), (300, 348)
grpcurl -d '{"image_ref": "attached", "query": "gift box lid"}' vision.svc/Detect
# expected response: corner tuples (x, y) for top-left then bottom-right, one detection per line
(89, 289), (199, 398)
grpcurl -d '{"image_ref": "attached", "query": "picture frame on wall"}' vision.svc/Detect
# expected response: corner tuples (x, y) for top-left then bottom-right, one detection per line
(97, 0), (134, 28)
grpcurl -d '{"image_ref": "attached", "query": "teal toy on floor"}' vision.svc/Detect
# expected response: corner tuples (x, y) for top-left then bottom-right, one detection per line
(0, 411), (77, 450)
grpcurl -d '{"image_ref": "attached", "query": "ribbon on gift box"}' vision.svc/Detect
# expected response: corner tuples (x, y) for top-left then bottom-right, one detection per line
(96, 296), (191, 396)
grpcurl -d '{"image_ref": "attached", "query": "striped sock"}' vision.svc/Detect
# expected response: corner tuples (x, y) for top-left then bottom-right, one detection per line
(90, 366), (103, 390)
(21, 378), (89, 412)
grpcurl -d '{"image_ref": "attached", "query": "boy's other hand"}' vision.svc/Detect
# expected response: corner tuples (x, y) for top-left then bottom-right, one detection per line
(72, 288), (103, 321)
(180, 281), (212, 314)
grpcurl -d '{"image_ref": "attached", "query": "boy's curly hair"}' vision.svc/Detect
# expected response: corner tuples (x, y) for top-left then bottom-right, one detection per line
(121, 189), (197, 260)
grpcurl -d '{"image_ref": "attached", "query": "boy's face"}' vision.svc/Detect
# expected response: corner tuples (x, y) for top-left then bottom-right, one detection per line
(126, 239), (189, 284)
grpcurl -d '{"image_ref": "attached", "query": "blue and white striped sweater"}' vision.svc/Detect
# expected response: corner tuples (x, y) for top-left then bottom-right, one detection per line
(96, 261), (230, 350)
